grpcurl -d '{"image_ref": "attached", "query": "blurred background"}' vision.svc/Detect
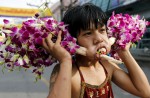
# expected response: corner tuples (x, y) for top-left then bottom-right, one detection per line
(0, 0), (150, 98)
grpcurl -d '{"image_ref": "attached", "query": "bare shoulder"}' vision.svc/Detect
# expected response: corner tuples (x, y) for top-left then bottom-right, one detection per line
(49, 64), (60, 91)
(71, 64), (80, 87)
(71, 64), (81, 98)
(100, 60), (121, 79)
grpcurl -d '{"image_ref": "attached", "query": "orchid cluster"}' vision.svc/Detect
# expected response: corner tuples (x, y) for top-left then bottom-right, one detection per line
(0, 16), (80, 80)
(107, 12), (149, 60)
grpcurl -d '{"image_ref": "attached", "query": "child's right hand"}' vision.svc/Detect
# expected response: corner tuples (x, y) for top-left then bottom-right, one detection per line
(42, 31), (72, 63)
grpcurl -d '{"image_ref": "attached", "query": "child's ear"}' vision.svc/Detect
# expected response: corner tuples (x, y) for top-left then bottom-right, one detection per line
(109, 37), (116, 45)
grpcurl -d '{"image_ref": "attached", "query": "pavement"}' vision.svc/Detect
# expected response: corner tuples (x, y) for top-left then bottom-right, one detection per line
(0, 61), (149, 98)
(0, 64), (55, 98)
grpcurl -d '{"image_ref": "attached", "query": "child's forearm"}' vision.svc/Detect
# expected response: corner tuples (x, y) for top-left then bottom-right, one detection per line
(48, 60), (72, 98)
(117, 50), (150, 95)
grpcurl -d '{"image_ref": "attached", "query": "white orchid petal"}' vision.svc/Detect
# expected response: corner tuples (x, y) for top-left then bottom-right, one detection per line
(5, 38), (11, 46)
(18, 57), (24, 65)
(4, 24), (16, 28)
(0, 32), (6, 42)
(11, 54), (20, 62)
(2, 30), (12, 33)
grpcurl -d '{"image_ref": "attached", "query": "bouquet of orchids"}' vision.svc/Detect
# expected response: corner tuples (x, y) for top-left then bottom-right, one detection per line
(0, 11), (148, 80)
(0, 16), (86, 80)
(107, 12), (149, 60)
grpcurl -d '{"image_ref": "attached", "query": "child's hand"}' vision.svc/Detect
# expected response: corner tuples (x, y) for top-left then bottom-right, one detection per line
(117, 42), (132, 53)
(42, 31), (72, 63)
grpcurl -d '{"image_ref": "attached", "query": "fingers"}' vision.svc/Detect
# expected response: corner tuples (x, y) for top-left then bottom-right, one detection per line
(42, 33), (54, 53)
(42, 31), (62, 53)
(46, 33), (54, 48)
(56, 31), (62, 44)
(42, 39), (49, 52)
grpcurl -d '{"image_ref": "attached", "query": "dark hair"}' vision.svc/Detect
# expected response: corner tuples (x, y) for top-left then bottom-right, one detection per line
(62, 3), (108, 38)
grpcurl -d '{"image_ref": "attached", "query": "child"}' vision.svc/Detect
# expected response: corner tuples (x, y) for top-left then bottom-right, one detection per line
(44, 3), (150, 98)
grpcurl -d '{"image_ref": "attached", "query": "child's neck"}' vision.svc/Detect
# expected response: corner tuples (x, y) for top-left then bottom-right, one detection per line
(76, 56), (100, 68)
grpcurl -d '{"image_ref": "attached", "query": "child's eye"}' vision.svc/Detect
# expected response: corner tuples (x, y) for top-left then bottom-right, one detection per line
(99, 29), (106, 33)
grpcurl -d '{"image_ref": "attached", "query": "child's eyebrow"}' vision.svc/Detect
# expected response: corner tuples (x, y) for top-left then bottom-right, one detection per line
(100, 27), (106, 30)
(82, 30), (91, 33)
(99, 25), (106, 29)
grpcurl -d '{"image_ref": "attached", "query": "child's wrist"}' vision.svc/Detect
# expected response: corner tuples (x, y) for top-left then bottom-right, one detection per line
(59, 58), (72, 65)
(117, 50), (131, 58)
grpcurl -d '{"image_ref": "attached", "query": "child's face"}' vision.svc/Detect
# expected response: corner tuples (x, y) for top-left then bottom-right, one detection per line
(77, 25), (111, 60)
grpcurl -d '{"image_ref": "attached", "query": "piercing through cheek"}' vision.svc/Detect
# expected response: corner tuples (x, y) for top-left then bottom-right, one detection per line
(97, 51), (106, 55)
(97, 48), (107, 55)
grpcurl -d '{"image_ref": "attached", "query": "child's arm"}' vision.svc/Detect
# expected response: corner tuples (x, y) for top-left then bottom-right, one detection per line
(47, 61), (72, 98)
(49, 64), (60, 93)
(112, 43), (150, 97)
(43, 31), (72, 98)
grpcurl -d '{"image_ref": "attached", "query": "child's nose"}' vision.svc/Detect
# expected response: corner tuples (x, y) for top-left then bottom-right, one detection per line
(93, 33), (103, 44)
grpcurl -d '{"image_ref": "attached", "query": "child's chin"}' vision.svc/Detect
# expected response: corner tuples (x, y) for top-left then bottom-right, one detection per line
(94, 53), (101, 60)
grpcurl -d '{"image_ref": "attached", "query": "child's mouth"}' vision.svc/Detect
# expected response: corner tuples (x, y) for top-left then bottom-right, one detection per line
(97, 48), (107, 55)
